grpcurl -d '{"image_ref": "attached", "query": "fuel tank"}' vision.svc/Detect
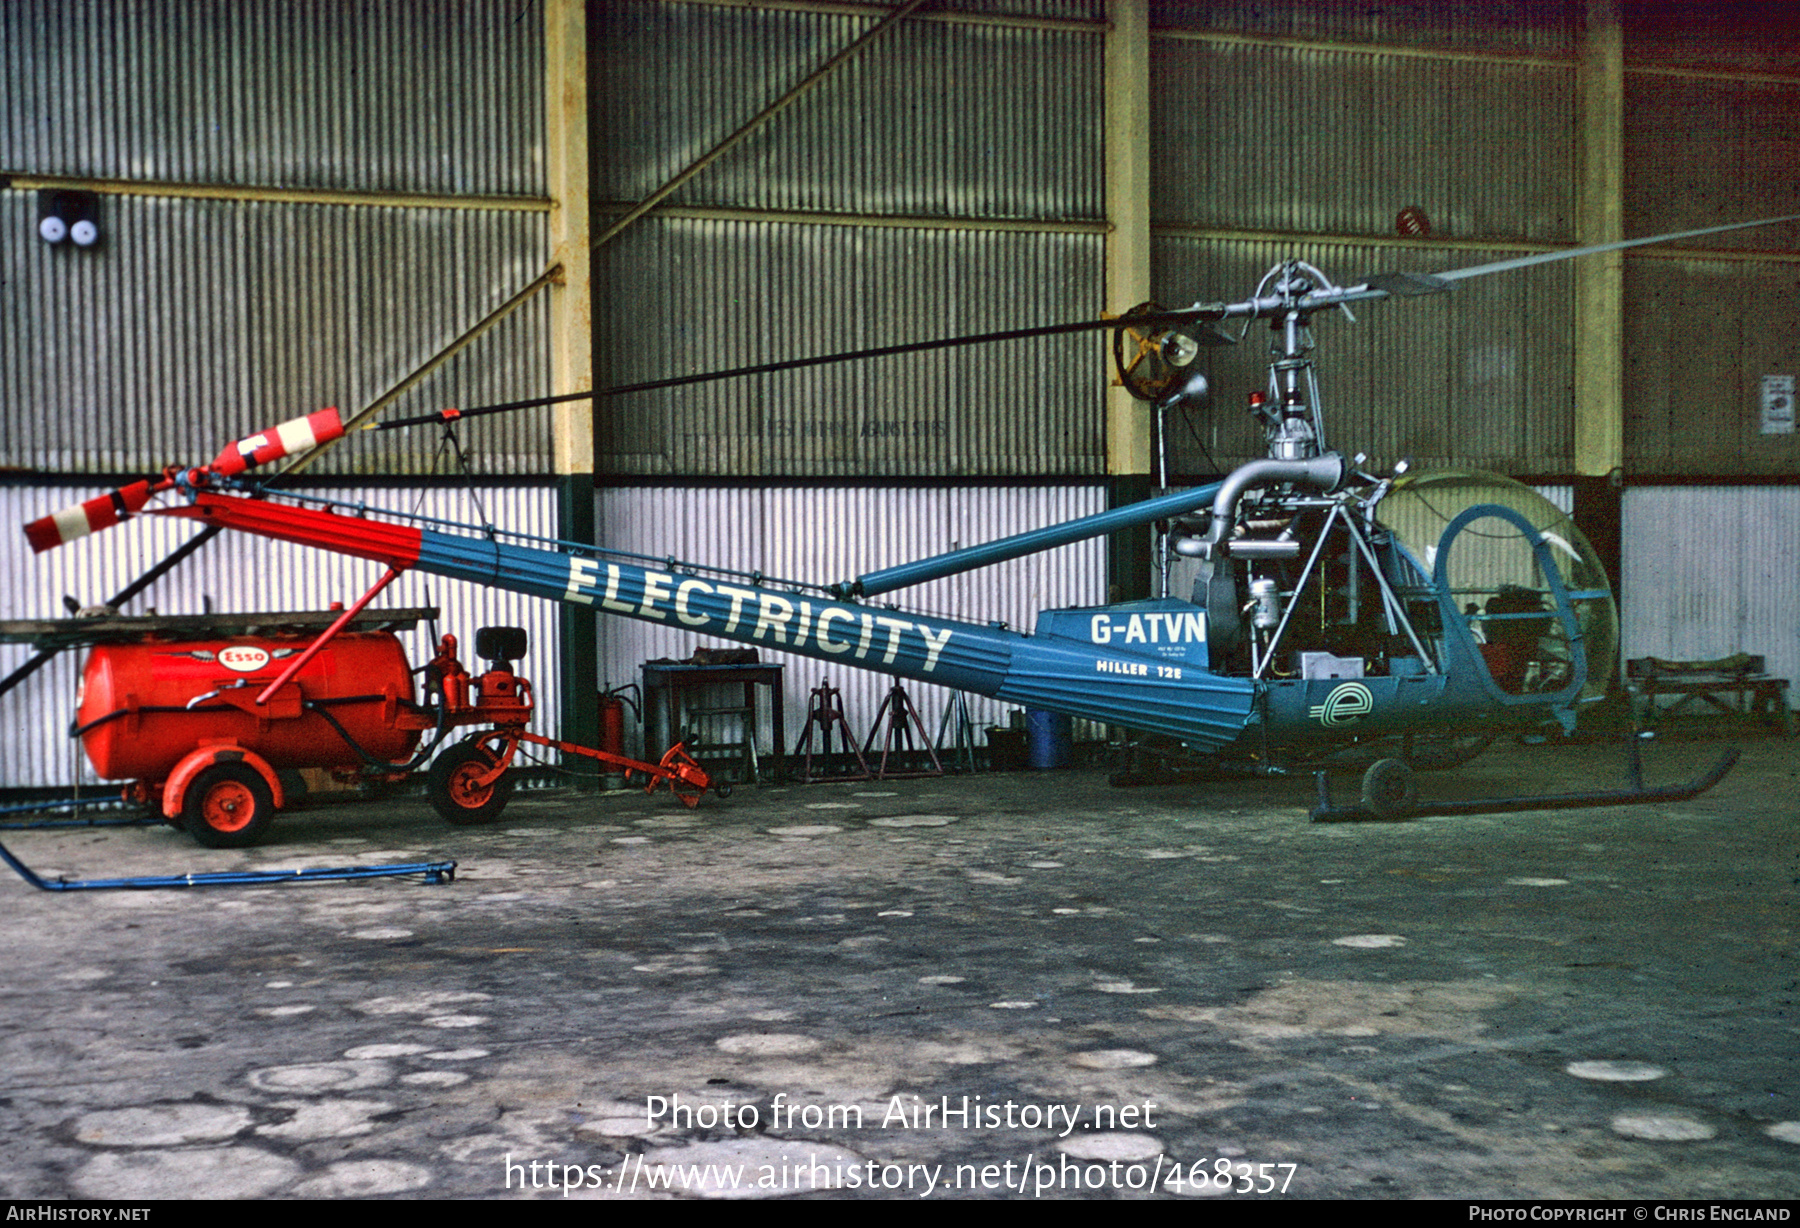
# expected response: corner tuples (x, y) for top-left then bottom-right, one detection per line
(77, 631), (419, 781)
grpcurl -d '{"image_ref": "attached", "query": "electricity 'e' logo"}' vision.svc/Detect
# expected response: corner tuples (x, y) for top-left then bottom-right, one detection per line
(1309, 681), (1374, 727)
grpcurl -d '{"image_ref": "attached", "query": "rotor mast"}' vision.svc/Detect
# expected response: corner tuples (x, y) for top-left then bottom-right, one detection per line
(1260, 261), (1332, 462)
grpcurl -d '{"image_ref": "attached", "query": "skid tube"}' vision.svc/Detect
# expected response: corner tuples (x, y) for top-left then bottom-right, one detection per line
(0, 837), (455, 892)
(1310, 735), (1741, 822)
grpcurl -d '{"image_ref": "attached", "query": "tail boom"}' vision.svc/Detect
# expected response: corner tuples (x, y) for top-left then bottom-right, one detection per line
(156, 491), (1257, 750)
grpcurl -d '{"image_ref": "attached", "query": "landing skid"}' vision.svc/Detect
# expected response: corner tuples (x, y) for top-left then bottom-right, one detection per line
(1309, 735), (1740, 822)
(1108, 729), (1496, 788)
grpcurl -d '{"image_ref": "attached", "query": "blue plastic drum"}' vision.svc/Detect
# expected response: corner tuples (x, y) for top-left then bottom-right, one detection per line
(1025, 708), (1073, 769)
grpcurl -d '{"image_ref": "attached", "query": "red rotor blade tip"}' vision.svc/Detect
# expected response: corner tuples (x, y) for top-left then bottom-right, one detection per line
(23, 480), (154, 553)
(209, 407), (346, 475)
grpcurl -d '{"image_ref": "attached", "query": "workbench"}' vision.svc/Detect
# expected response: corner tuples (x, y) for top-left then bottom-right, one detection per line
(641, 661), (786, 784)
(1627, 654), (1794, 736)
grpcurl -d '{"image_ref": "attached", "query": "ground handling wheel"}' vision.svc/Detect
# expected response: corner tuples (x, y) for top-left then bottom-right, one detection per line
(1360, 758), (1418, 820)
(182, 763), (277, 848)
(428, 737), (515, 825)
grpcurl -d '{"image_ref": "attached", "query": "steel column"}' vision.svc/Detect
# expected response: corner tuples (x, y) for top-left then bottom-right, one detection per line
(548, 0), (599, 776)
(1574, 0), (1625, 477)
(1105, 0), (1154, 601)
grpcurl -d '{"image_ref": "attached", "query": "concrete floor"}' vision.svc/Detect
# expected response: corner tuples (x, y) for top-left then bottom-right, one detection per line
(1, 736), (1796, 1200)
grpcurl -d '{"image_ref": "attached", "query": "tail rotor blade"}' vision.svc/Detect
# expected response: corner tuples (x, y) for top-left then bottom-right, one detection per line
(23, 479), (156, 553)
(209, 407), (345, 475)
(23, 407), (345, 552)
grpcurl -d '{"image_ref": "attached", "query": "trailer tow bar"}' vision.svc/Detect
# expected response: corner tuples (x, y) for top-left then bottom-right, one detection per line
(503, 730), (719, 806)
(427, 727), (720, 825)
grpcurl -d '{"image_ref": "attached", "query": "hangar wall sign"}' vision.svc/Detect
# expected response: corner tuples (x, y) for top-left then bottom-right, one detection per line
(1761, 375), (1794, 434)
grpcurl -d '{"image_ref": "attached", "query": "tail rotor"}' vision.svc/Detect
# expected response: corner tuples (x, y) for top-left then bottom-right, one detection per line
(21, 406), (347, 553)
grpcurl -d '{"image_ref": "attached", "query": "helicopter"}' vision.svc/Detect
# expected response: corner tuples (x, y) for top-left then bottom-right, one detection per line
(24, 214), (1789, 819)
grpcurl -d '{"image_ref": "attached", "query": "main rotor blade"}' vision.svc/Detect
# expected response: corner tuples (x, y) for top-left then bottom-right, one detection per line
(1306, 212), (1800, 314)
(367, 306), (1229, 431)
(372, 213), (1799, 435)
(1430, 212), (1800, 283)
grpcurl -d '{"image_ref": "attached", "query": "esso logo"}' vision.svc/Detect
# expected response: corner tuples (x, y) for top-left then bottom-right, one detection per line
(218, 645), (272, 674)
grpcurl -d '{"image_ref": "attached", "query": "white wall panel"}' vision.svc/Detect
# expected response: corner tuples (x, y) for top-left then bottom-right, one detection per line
(595, 484), (1108, 762)
(1622, 486), (1800, 699)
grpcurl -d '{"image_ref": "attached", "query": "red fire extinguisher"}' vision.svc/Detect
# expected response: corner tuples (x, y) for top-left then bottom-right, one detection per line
(598, 684), (638, 788)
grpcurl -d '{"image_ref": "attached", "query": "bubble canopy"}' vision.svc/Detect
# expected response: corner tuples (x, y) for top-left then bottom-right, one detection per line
(1379, 470), (1617, 702)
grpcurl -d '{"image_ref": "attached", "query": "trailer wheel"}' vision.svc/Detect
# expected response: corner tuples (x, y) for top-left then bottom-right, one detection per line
(1361, 758), (1418, 820)
(183, 763), (276, 848)
(428, 739), (513, 825)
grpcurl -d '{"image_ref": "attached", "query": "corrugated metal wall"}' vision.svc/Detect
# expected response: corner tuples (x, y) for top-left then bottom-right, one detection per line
(892, 1), (1105, 23)
(1604, 40), (1798, 713)
(0, 482), (562, 790)
(1622, 71), (1800, 476)
(594, 219), (1105, 477)
(1, 0), (541, 194)
(1146, 16), (1577, 478)
(594, 3), (1101, 216)
(1151, 41), (1574, 242)
(1148, 2), (1576, 58)
(1152, 236), (1574, 474)
(2, 0), (560, 788)
(1622, 11), (1800, 94)
(0, 192), (551, 475)
(1148, 3), (1798, 485)
(1, 0), (552, 477)
(1621, 486), (1800, 695)
(595, 483), (1107, 758)
(1625, 76), (1800, 246)
(590, 0), (1107, 478)
(1623, 254), (1800, 477)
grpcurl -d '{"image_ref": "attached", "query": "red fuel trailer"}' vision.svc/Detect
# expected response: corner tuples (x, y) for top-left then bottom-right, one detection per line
(3, 608), (716, 848)
(80, 630), (419, 777)
(77, 627), (424, 845)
